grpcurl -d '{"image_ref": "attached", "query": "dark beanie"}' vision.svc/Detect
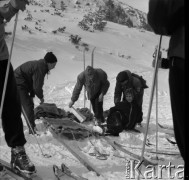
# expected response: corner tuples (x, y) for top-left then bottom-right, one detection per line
(116, 71), (129, 82)
(44, 52), (57, 63)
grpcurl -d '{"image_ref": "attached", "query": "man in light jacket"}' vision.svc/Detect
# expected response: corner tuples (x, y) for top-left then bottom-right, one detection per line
(69, 66), (110, 125)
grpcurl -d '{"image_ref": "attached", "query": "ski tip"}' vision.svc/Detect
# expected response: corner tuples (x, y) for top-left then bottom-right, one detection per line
(92, 47), (96, 52)
(53, 165), (60, 176)
(166, 137), (177, 145)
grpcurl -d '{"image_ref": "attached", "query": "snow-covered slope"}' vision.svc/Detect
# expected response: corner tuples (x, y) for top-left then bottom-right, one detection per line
(0, 0), (184, 179)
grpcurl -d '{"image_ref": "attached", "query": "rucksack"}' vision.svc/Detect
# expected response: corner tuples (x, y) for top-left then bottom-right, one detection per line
(147, 0), (184, 36)
(107, 101), (140, 135)
(106, 110), (125, 136)
(131, 73), (148, 89)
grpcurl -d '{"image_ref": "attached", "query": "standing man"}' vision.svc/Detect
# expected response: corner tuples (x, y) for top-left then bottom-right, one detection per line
(14, 52), (57, 134)
(0, 0), (35, 173)
(114, 70), (148, 126)
(148, 0), (186, 178)
(69, 66), (110, 125)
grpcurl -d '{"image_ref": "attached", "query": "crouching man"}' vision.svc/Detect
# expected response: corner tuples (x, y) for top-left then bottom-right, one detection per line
(114, 70), (148, 126)
(14, 52), (57, 134)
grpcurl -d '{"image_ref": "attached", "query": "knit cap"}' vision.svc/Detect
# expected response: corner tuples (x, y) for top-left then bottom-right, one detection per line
(116, 71), (129, 82)
(44, 52), (57, 63)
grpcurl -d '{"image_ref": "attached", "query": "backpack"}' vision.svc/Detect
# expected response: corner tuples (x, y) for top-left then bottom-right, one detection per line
(147, 0), (184, 36)
(106, 110), (125, 136)
(131, 73), (148, 89)
(107, 102), (140, 135)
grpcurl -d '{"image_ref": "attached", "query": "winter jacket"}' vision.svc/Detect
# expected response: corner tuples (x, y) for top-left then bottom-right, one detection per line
(168, 26), (184, 60)
(14, 59), (48, 99)
(114, 70), (143, 105)
(71, 68), (110, 102)
(0, 0), (18, 61)
(147, 0), (184, 60)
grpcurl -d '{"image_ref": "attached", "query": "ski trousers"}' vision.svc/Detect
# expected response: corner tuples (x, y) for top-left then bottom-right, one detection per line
(0, 60), (26, 148)
(90, 92), (104, 123)
(169, 57), (187, 177)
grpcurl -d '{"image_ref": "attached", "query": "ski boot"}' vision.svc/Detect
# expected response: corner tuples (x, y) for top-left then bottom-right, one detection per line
(94, 118), (107, 135)
(11, 146), (36, 176)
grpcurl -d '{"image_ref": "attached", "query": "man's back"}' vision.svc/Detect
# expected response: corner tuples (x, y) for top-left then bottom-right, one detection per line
(14, 59), (48, 97)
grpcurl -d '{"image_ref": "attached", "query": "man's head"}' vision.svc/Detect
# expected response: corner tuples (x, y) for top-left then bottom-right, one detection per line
(116, 71), (129, 85)
(44, 52), (57, 70)
(125, 89), (134, 103)
(85, 66), (95, 80)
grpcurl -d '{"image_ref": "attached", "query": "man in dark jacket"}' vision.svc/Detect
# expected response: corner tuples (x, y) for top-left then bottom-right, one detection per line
(0, 0), (35, 174)
(69, 66), (110, 125)
(148, 0), (186, 178)
(114, 70), (147, 126)
(14, 52), (57, 133)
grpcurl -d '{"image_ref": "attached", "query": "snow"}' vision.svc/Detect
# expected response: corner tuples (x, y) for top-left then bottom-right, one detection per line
(0, 0), (184, 179)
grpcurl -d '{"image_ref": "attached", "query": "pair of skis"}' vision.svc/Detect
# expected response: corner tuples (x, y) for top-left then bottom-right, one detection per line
(0, 159), (37, 180)
(43, 117), (157, 169)
(0, 158), (86, 180)
(83, 47), (96, 109)
(49, 125), (101, 177)
(42, 117), (102, 177)
(53, 163), (87, 180)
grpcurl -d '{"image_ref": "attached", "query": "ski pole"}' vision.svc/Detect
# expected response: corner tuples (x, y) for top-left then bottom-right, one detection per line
(21, 106), (51, 158)
(155, 47), (162, 160)
(89, 47), (96, 112)
(91, 47), (96, 67)
(0, 13), (19, 121)
(83, 49), (86, 108)
(155, 70), (159, 160)
(138, 35), (162, 178)
(155, 48), (162, 160)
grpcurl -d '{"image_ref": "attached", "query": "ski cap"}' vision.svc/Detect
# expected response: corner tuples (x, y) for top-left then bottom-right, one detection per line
(44, 52), (57, 64)
(116, 71), (129, 82)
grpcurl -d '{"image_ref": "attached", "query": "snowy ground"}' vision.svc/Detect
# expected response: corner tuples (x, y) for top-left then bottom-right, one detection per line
(0, 0), (184, 179)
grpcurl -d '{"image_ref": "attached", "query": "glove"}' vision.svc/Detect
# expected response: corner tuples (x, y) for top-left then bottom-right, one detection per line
(10, 0), (29, 11)
(69, 100), (74, 108)
(136, 87), (141, 93)
(152, 48), (162, 68)
(29, 90), (35, 98)
(152, 58), (162, 68)
(98, 93), (104, 102)
(40, 98), (44, 104)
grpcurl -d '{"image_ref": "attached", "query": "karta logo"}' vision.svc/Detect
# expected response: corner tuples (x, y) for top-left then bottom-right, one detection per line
(125, 159), (184, 179)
